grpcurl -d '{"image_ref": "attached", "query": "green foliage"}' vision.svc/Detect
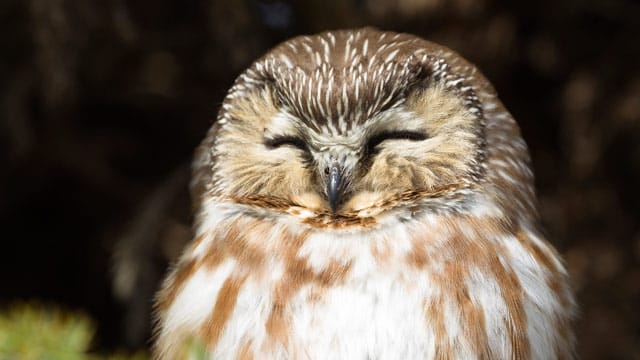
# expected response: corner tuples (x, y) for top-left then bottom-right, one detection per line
(0, 303), (147, 360)
(181, 337), (209, 360)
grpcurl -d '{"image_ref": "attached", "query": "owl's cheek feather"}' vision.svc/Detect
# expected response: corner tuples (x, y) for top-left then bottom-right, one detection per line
(288, 192), (324, 211)
(342, 190), (393, 212)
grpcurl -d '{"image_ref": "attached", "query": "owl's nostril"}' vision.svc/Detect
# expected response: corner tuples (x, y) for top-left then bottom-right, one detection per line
(324, 167), (330, 175)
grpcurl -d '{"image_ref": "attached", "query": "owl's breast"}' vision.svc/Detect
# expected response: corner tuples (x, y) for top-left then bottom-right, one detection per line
(222, 257), (435, 359)
(155, 213), (573, 359)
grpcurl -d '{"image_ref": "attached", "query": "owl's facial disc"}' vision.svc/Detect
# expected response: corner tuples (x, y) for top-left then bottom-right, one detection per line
(217, 78), (482, 218)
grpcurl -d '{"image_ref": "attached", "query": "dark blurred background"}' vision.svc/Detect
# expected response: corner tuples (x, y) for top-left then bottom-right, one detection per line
(1, 0), (638, 358)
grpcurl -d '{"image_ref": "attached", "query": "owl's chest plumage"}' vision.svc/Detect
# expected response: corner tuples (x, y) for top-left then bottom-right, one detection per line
(155, 204), (573, 359)
(213, 254), (433, 359)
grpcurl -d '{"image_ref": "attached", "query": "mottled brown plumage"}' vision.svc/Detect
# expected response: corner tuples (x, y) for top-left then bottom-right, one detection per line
(154, 28), (575, 359)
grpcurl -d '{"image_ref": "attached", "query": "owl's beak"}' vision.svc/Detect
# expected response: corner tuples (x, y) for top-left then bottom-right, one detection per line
(327, 164), (342, 213)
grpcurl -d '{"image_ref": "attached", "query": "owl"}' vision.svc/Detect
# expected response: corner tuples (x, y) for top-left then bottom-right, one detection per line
(153, 28), (575, 359)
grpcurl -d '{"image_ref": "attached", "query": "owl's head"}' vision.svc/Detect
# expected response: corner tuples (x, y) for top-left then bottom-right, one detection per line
(193, 28), (536, 226)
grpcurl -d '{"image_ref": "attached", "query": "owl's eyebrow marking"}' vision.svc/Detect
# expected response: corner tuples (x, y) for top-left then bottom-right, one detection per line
(264, 135), (310, 152)
(365, 130), (427, 155)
